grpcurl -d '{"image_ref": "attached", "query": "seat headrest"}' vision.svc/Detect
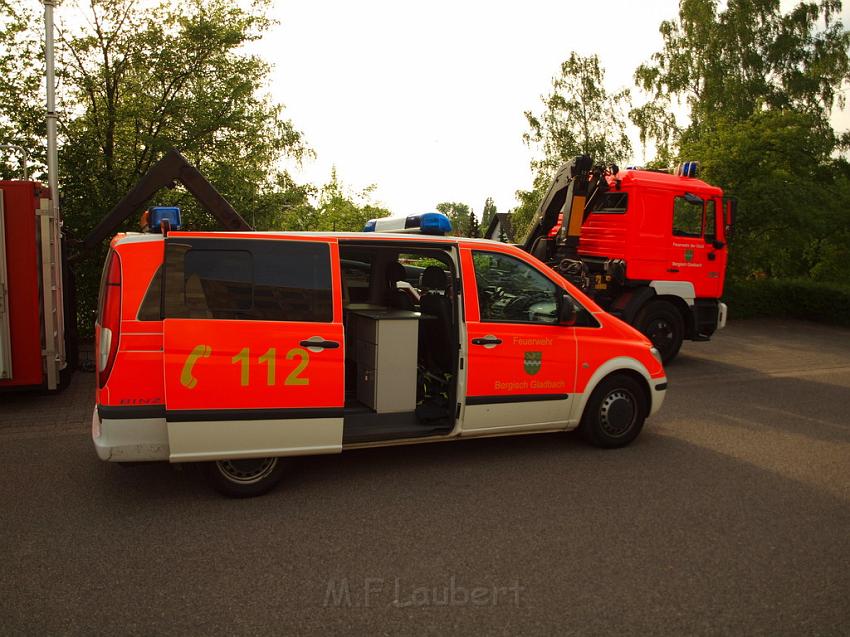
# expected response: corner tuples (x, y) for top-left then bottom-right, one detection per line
(386, 261), (407, 284)
(421, 265), (447, 291)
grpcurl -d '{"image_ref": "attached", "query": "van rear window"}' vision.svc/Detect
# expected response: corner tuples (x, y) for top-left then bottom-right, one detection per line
(163, 239), (333, 322)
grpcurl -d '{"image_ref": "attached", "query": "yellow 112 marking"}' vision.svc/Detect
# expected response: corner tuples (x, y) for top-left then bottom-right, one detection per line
(180, 346), (310, 389)
(230, 347), (310, 387)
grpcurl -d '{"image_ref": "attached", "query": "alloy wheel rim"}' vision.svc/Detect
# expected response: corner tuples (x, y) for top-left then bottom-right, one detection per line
(216, 457), (278, 485)
(599, 389), (637, 438)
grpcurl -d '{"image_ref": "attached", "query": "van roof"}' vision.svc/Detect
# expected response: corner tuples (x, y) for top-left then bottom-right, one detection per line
(113, 230), (515, 247)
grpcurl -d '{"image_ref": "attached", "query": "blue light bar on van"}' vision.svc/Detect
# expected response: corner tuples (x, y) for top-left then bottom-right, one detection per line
(362, 212), (453, 235)
(150, 206), (181, 231)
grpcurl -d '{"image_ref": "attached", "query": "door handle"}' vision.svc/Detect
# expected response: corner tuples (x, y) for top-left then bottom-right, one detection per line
(472, 336), (502, 347)
(708, 252), (716, 261)
(300, 338), (340, 351)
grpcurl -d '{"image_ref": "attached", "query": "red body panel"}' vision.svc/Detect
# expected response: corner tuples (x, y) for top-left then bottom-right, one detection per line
(163, 318), (344, 411)
(547, 170), (728, 299)
(96, 240), (165, 407)
(0, 181), (47, 388)
(460, 247), (578, 399)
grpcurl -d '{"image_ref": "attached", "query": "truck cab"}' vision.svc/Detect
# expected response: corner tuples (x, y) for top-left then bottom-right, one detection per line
(93, 214), (667, 497)
(526, 157), (733, 363)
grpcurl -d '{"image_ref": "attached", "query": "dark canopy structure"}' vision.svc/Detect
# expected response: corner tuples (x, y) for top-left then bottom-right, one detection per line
(84, 148), (252, 249)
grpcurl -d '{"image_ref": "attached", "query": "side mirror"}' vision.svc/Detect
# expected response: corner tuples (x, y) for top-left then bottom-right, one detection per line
(724, 197), (737, 238)
(559, 295), (578, 326)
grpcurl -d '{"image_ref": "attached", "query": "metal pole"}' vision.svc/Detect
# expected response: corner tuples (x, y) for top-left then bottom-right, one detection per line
(41, 0), (66, 389)
(44, 0), (59, 200)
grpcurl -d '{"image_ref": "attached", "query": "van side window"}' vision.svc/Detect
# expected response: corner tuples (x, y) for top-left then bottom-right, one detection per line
(673, 196), (703, 237)
(164, 239), (332, 322)
(185, 249), (253, 313)
(472, 251), (559, 324)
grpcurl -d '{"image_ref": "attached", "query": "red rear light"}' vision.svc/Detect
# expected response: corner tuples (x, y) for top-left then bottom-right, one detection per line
(97, 252), (122, 388)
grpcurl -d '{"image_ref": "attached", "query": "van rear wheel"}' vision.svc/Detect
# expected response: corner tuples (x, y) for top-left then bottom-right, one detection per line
(204, 457), (285, 498)
(579, 374), (647, 448)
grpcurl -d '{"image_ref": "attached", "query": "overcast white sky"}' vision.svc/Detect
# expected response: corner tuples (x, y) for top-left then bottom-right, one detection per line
(257, 0), (850, 218)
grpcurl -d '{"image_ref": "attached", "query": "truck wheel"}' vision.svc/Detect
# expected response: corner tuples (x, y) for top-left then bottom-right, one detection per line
(204, 457), (285, 498)
(579, 374), (647, 448)
(636, 300), (683, 363)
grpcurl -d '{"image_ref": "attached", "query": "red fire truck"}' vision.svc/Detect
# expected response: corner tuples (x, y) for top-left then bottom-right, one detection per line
(0, 180), (70, 391)
(521, 156), (735, 362)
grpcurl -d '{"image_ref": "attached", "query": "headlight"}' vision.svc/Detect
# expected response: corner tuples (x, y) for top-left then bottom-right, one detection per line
(650, 347), (663, 365)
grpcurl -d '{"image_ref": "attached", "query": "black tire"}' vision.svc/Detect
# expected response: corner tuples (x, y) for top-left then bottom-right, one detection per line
(579, 374), (647, 448)
(204, 457), (285, 498)
(635, 300), (684, 364)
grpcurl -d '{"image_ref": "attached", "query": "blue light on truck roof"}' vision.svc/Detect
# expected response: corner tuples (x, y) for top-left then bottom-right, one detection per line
(363, 219), (377, 232)
(675, 161), (699, 178)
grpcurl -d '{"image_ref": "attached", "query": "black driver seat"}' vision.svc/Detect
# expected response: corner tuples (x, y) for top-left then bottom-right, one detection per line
(418, 266), (453, 373)
(386, 261), (414, 311)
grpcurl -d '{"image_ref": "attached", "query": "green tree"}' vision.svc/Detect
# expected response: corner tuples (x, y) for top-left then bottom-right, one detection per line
(467, 210), (481, 238)
(509, 187), (541, 244)
(514, 52), (632, 241)
(635, 0), (850, 281)
(0, 0), (44, 178)
(435, 201), (472, 236)
(480, 196), (497, 230)
(0, 0), (315, 332)
(682, 110), (850, 280)
(524, 52), (632, 179)
(58, 0), (309, 237)
(634, 0), (850, 151)
(298, 167), (390, 232)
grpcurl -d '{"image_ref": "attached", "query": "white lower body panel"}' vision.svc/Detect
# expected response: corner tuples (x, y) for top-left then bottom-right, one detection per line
(460, 397), (574, 435)
(166, 417), (343, 462)
(92, 407), (169, 462)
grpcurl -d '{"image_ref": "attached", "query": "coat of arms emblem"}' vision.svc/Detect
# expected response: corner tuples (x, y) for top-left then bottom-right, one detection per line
(524, 351), (542, 375)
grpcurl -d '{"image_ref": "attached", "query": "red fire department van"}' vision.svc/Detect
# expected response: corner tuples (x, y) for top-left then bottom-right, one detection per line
(93, 212), (666, 497)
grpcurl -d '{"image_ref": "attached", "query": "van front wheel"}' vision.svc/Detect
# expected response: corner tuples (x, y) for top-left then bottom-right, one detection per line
(204, 457), (285, 498)
(579, 375), (647, 448)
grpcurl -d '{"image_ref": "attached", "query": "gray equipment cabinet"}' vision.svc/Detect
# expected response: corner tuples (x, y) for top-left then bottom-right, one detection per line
(350, 310), (420, 413)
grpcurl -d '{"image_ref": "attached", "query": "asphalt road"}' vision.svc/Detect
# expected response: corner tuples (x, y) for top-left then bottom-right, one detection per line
(1, 319), (849, 635)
